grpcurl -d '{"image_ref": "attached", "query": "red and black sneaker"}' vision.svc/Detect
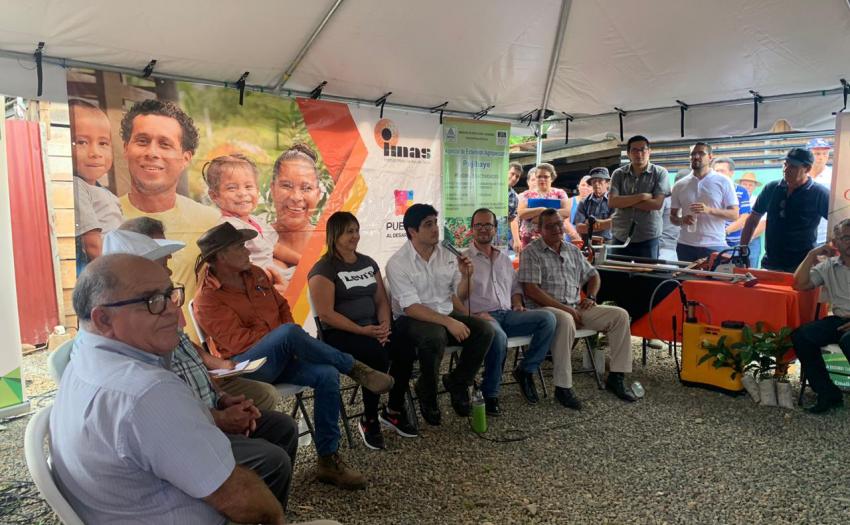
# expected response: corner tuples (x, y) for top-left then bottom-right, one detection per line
(358, 417), (386, 450)
(378, 405), (419, 438)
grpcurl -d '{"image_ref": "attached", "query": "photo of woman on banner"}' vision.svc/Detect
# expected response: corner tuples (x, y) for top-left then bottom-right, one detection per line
(271, 143), (324, 267)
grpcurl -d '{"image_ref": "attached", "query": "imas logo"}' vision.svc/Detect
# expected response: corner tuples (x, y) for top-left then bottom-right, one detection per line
(374, 119), (432, 160)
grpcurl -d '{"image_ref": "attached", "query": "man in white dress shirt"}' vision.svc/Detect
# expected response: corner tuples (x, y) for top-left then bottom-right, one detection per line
(386, 204), (494, 426)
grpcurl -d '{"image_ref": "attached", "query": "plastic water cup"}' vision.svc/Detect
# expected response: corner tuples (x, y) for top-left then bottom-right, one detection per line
(686, 215), (698, 233)
(631, 381), (645, 399)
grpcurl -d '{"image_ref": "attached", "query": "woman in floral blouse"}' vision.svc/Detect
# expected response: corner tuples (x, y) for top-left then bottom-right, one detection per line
(517, 163), (580, 248)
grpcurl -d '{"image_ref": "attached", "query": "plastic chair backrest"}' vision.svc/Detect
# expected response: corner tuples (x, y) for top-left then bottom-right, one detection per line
(187, 299), (207, 345)
(24, 405), (84, 525)
(48, 339), (75, 384)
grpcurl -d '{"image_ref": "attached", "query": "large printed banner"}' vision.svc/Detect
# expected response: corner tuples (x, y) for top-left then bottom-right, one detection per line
(441, 117), (510, 247)
(831, 112), (850, 231)
(67, 70), (441, 327)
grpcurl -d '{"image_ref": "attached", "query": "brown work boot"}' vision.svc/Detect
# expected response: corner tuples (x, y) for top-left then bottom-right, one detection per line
(348, 361), (394, 394)
(316, 452), (367, 490)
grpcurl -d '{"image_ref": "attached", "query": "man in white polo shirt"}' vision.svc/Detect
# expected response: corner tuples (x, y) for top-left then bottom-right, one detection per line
(386, 204), (494, 426)
(670, 142), (739, 262)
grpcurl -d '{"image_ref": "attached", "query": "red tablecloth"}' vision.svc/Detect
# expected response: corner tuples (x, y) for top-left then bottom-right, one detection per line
(631, 279), (819, 342)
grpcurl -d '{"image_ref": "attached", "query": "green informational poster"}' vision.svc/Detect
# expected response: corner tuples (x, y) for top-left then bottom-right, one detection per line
(441, 117), (510, 247)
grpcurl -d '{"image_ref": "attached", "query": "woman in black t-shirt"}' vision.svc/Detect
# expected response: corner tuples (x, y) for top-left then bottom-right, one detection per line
(308, 212), (418, 449)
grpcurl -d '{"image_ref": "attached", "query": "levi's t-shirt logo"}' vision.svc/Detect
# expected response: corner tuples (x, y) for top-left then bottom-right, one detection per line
(338, 267), (376, 289)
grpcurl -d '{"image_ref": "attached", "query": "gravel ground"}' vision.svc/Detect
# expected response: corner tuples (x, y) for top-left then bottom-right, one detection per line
(2, 340), (849, 524)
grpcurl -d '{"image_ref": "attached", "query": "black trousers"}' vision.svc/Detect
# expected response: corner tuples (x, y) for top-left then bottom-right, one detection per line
(228, 410), (298, 509)
(393, 313), (494, 403)
(323, 328), (416, 415)
(791, 315), (850, 398)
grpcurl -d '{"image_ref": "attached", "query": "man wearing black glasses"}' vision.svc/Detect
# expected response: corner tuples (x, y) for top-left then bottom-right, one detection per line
(608, 135), (671, 259)
(100, 227), (299, 509)
(462, 208), (556, 415)
(740, 148), (830, 272)
(50, 254), (290, 525)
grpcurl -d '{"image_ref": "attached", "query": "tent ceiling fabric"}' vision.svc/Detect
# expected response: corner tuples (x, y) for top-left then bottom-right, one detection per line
(551, 0), (850, 116)
(0, 0), (848, 136)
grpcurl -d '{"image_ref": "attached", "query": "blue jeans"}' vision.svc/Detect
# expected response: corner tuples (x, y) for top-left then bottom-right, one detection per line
(676, 243), (729, 262)
(481, 309), (557, 398)
(233, 324), (355, 456)
(748, 237), (762, 268)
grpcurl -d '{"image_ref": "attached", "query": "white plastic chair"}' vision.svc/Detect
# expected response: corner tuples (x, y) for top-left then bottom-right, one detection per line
(48, 339), (75, 384)
(24, 405), (84, 525)
(188, 299), (315, 443)
(574, 328), (604, 389)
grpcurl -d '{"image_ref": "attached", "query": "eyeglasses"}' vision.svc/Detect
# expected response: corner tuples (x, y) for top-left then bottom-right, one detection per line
(100, 284), (185, 315)
(472, 223), (495, 230)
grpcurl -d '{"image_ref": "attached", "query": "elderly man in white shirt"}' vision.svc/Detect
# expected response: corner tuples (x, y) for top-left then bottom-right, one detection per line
(50, 254), (287, 525)
(386, 204), (494, 426)
(462, 208), (556, 415)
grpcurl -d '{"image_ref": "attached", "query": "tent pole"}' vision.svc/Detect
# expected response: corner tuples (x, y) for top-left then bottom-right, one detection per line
(273, 0), (346, 92)
(536, 0), (573, 160)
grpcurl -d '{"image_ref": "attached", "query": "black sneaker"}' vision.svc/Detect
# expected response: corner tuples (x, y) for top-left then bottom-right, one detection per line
(414, 380), (441, 426)
(485, 397), (501, 417)
(379, 405), (419, 437)
(442, 374), (471, 417)
(357, 417), (386, 450)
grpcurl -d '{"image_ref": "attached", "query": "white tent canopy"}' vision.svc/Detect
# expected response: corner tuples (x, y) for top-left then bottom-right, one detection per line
(0, 0), (849, 140)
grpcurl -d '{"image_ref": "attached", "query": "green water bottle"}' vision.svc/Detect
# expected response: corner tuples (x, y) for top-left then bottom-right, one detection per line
(471, 388), (487, 433)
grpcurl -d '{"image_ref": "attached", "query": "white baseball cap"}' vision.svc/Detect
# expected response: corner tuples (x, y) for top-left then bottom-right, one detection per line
(102, 230), (185, 260)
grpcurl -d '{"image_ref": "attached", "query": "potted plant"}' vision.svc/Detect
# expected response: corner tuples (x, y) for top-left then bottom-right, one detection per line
(698, 334), (758, 398)
(734, 323), (794, 408)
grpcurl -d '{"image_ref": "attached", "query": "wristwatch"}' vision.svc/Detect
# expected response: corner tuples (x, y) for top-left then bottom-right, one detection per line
(586, 294), (596, 301)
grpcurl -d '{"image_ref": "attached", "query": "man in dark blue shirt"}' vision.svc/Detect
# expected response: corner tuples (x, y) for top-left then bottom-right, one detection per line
(574, 167), (614, 241)
(740, 148), (829, 272)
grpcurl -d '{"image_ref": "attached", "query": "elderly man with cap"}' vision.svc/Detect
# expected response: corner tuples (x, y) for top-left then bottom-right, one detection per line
(192, 222), (393, 490)
(50, 253), (290, 524)
(808, 137), (833, 245)
(574, 167), (614, 242)
(101, 227), (299, 508)
(740, 148), (830, 272)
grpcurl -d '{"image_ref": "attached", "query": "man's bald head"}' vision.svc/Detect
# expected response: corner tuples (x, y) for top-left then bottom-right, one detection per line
(73, 254), (167, 322)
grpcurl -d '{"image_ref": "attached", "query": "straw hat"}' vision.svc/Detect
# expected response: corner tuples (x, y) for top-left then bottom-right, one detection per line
(736, 172), (762, 187)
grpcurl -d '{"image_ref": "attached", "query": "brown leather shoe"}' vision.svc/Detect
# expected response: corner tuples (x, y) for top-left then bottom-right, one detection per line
(316, 452), (367, 490)
(348, 361), (394, 394)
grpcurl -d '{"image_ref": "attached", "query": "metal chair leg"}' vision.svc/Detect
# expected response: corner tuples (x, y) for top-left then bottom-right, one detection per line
(403, 385), (419, 433)
(641, 338), (648, 366)
(338, 393), (355, 448)
(537, 367), (548, 398)
(584, 338), (604, 389)
(295, 393), (316, 440)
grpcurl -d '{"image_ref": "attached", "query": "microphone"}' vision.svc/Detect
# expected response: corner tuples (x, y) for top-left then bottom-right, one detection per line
(441, 239), (464, 258)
